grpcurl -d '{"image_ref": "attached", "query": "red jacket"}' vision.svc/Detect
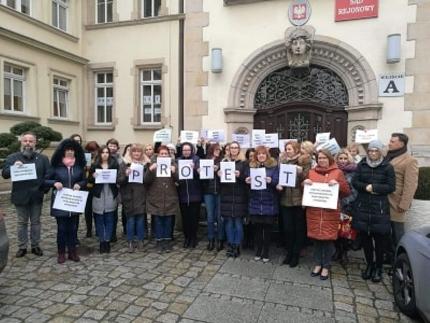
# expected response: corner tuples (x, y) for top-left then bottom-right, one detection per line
(306, 164), (351, 240)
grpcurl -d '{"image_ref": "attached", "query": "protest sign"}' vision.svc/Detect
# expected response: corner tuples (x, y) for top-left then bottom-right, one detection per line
(156, 157), (171, 177)
(128, 163), (144, 183)
(153, 128), (172, 143)
(10, 163), (37, 182)
(252, 129), (266, 148)
(232, 134), (250, 149)
(85, 153), (92, 167)
(302, 182), (339, 210)
(278, 164), (297, 187)
(220, 161), (236, 183)
(355, 129), (378, 144)
(250, 168), (266, 190)
(180, 130), (199, 144)
(264, 133), (279, 148)
(53, 188), (89, 213)
(95, 169), (117, 184)
(199, 159), (214, 179)
(200, 129), (208, 140)
(207, 129), (225, 142)
(278, 139), (298, 152)
(316, 132), (330, 145)
(178, 159), (194, 180)
(317, 138), (341, 155)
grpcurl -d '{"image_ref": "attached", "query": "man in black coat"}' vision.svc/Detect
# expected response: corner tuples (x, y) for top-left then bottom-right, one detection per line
(2, 131), (50, 257)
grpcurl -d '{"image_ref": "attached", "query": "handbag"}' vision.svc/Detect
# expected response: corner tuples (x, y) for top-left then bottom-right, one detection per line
(338, 213), (358, 240)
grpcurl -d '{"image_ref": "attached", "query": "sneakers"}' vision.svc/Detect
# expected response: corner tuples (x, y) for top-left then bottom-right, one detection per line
(15, 249), (27, 258)
(262, 258), (270, 263)
(254, 256), (261, 261)
(31, 247), (43, 256)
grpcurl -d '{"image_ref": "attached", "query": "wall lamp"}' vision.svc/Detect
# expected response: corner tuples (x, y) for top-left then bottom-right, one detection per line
(387, 34), (401, 64)
(211, 48), (223, 73)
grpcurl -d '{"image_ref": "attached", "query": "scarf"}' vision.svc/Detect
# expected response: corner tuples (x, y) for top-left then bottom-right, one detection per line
(62, 156), (76, 168)
(386, 146), (408, 161)
(366, 156), (383, 168)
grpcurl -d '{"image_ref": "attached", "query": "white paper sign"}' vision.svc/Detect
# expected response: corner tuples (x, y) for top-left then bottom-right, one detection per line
(379, 73), (405, 97)
(252, 129), (266, 148)
(232, 134), (250, 149)
(264, 133), (279, 148)
(10, 163), (37, 182)
(53, 188), (89, 213)
(279, 139), (298, 152)
(178, 159), (194, 180)
(207, 129), (225, 142)
(302, 182), (339, 210)
(199, 159), (214, 179)
(355, 129), (378, 144)
(317, 138), (341, 155)
(128, 163), (144, 183)
(95, 169), (117, 184)
(200, 129), (208, 140)
(316, 132), (330, 145)
(153, 128), (172, 143)
(279, 164), (297, 187)
(85, 153), (92, 167)
(156, 157), (171, 177)
(220, 161), (236, 183)
(250, 168), (267, 190)
(180, 130), (199, 144)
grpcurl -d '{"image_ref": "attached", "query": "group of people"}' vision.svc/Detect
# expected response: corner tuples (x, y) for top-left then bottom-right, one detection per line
(2, 131), (418, 283)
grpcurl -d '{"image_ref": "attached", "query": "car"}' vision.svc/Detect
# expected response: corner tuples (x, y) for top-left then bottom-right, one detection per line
(393, 226), (430, 322)
(0, 211), (9, 273)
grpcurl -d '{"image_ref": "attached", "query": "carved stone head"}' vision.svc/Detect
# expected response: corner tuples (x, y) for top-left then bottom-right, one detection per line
(285, 26), (315, 68)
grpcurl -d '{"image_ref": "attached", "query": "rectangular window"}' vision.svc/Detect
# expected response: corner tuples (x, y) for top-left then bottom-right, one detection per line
(3, 63), (25, 113)
(53, 77), (69, 118)
(95, 72), (113, 124)
(140, 68), (161, 124)
(96, 0), (113, 23)
(52, 0), (67, 31)
(1, 0), (31, 14)
(142, 0), (161, 18)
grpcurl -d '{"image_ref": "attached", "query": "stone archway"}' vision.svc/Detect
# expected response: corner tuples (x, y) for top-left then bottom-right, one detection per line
(224, 34), (382, 142)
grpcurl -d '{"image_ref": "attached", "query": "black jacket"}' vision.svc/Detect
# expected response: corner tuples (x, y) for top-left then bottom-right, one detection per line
(352, 158), (396, 234)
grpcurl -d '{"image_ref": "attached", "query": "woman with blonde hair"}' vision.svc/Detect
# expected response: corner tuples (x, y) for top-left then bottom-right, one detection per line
(301, 140), (317, 168)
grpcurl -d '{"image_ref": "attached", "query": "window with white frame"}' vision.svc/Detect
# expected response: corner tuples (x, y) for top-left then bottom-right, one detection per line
(52, 0), (67, 31)
(1, 0), (31, 15)
(96, 0), (113, 23)
(95, 72), (113, 124)
(53, 77), (69, 118)
(140, 68), (161, 124)
(3, 63), (25, 113)
(142, 0), (161, 18)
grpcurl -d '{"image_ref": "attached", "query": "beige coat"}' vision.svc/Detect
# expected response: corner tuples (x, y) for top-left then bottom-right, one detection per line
(388, 153), (418, 222)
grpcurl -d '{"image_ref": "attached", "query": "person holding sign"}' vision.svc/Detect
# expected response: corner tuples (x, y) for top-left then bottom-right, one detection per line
(218, 141), (248, 258)
(1, 131), (50, 258)
(245, 146), (279, 263)
(83, 141), (100, 239)
(144, 145), (178, 253)
(177, 142), (202, 249)
(304, 149), (350, 280)
(352, 140), (395, 283)
(45, 139), (87, 264)
(88, 146), (120, 254)
(118, 144), (148, 253)
(276, 141), (311, 268)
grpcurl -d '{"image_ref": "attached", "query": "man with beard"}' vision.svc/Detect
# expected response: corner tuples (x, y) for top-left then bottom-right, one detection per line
(2, 132), (50, 257)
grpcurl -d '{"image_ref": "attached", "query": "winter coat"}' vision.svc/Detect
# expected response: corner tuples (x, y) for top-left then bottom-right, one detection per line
(118, 162), (146, 217)
(144, 161), (179, 216)
(2, 151), (50, 206)
(388, 153), (418, 222)
(219, 159), (249, 218)
(88, 158), (119, 199)
(246, 158), (279, 217)
(177, 154), (202, 204)
(352, 158), (396, 234)
(338, 163), (358, 215)
(306, 164), (351, 240)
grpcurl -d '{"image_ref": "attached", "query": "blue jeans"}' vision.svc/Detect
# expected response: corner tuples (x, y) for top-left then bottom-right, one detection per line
(94, 212), (114, 242)
(224, 217), (243, 246)
(204, 194), (224, 241)
(155, 215), (173, 241)
(126, 214), (145, 241)
(56, 215), (79, 251)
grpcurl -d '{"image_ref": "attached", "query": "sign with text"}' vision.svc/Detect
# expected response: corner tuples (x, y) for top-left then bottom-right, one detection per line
(156, 157), (171, 177)
(302, 182), (339, 210)
(220, 161), (236, 183)
(250, 168), (267, 190)
(315, 132), (330, 145)
(379, 73), (405, 97)
(10, 163), (37, 182)
(153, 128), (172, 143)
(95, 169), (117, 184)
(263, 133), (279, 148)
(199, 159), (214, 179)
(335, 0), (378, 22)
(317, 138), (341, 156)
(128, 163), (144, 183)
(180, 130), (199, 144)
(252, 129), (266, 148)
(53, 188), (89, 213)
(279, 164), (297, 187)
(355, 129), (378, 144)
(232, 134), (250, 149)
(207, 129), (225, 143)
(178, 159), (194, 180)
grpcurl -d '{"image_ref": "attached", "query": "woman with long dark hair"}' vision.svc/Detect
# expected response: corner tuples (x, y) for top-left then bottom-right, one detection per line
(83, 141), (100, 238)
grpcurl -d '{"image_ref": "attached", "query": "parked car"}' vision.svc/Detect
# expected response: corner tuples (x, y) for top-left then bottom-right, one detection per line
(393, 226), (430, 322)
(0, 211), (9, 273)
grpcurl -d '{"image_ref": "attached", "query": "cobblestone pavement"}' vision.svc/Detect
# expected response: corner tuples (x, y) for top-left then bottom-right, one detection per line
(0, 198), (422, 323)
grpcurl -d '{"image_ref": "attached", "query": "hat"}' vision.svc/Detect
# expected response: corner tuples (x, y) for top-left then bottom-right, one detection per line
(368, 140), (384, 152)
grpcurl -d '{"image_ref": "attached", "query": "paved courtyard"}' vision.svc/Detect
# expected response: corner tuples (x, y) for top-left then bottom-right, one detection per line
(0, 197), (421, 323)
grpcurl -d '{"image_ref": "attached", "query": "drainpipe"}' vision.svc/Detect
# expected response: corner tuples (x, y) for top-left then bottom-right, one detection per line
(178, 0), (185, 133)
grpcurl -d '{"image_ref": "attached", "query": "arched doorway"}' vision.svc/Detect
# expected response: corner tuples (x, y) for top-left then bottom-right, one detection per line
(253, 65), (349, 146)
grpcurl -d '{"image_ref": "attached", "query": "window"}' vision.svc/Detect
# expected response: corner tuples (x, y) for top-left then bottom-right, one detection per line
(1, 0), (31, 14)
(53, 77), (69, 118)
(140, 68), (161, 124)
(95, 72), (113, 124)
(96, 0), (112, 23)
(3, 64), (25, 112)
(52, 0), (67, 31)
(142, 0), (161, 18)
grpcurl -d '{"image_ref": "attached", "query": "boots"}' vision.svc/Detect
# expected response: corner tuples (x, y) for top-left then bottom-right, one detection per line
(207, 239), (215, 251)
(183, 238), (190, 249)
(57, 249), (66, 264)
(226, 244), (234, 257)
(361, 263), (375, 280)
(282, 253), (293, 265)
(106, 241), (111, 253)
(128, 241), (134, 253)
(371, 267), (383, 283)
(99, 242), (104, 254)
(68, 248), (80, 262)
(233, 245), (240, 258)
(217, 240), (224, 251)
(289, 253), (299, 268)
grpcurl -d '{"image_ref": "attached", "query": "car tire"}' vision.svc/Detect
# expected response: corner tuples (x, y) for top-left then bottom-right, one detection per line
(392, 252), (418, 318)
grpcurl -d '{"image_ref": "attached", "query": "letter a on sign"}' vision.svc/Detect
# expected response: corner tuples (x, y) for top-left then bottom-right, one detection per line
(178, 159), (194, 180)
(279, 164), (297, 187)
